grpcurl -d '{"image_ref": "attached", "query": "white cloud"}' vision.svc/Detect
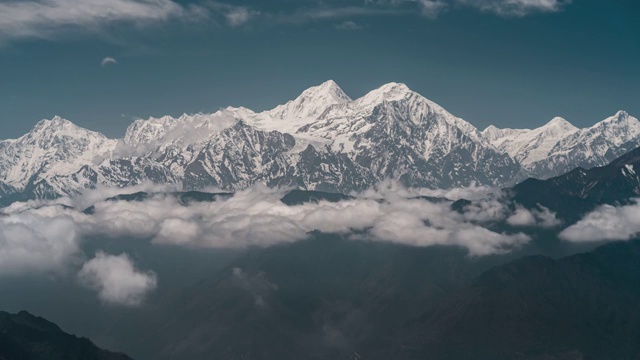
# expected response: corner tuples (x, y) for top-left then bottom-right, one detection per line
(367, 199), (529, 255)
(334, 21), (365, 30)
(276, 5), (403, 25)
(533, 205), (563, 228)
(0, 0), (573, 44)
(303, 0), (567, 21)
(101, 57), (118, 66)
(225, 7), (258, 27)
(355, 179), (498, 201)
(559, 201), (640, 243)
(71, 181), (180, 210)
(507, 207), (537, 226)
(460, 198), (509, 222)
(78, 251), (157, 306)
(62, 184), (531, 256)
(457, 0), (571, 17)
(203, 1), (260, 27)
(364, 0), (447, 18)
(0, 0), (207, 42)
(114, 110), (240, 159)
(416, 0), (448, 17)
(0, 213), (80, 275)
(0, 183), (545, 262)
(507, 205), (561, 228)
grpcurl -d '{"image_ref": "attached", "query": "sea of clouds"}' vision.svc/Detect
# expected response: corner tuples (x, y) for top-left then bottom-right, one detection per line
(5, 181), (630, 306)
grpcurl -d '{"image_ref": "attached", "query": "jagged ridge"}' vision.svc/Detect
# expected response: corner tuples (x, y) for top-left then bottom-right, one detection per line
(0, 81), (637, 200)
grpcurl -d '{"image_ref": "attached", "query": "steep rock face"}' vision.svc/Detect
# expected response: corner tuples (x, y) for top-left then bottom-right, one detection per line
(180, 121), (297, 190)
(285, 145), (376, 192)
(99, 158), (179, 189)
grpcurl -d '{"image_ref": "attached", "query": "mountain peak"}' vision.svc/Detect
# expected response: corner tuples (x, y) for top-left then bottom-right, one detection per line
(381, 82), (410, 91)
(298, 80), (350, 102)
(371, 82), (412, 96)
(50, 115), (66, 123)
(31, 116), (85, 136)
(356, 82), (413, 107)
(593, 110), (636, 129)
(615, 110), (629, 118)
(607, 110), (633, 124)
(39, 115), (72, 127)
(482, 125), (512, 141)
(543, 117), (578, 132)
(316, 79), (341, 91)
(264, 80), (351, 124)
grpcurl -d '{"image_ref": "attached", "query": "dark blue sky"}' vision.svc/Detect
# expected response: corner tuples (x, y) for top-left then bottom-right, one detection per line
(0, 0), (638, 138)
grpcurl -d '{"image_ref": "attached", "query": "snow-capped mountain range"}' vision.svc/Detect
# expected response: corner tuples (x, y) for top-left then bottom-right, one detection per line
(1, 80), (638, 200)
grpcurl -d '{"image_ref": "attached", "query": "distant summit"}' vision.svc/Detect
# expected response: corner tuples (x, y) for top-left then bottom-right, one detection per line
(0, 81), (638, 200)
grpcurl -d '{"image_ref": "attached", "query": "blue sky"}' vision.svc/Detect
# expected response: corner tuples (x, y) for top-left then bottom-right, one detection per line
(0, 0), (638, 138)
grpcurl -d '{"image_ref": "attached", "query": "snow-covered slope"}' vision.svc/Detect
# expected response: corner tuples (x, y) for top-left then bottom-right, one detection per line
(0, 117), (117, 198)
(483, 117), (579, 168)
(284, 82), (521, 188)
(484, 111), (640, 179)
(0, 81), (636, 199)
(255, 80), (351, 133)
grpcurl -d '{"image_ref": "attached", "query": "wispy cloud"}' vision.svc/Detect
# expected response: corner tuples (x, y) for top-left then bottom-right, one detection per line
(225, 7), (258, 27)
(260, 0), (563, 27)
(0, 0), (573, 44)
(417, 0), (449, 17)
(334, 20), (365, 30)
(286, 5), (403, 23)
(205, 1), (260, 27)
(456, 0), (572, 17)
(232, 267), (279, 309)
(507, 205), (562, 228)
(363, 0), (446, 18)
(0, 0), (207, 43)
(101, 57), (118, 66)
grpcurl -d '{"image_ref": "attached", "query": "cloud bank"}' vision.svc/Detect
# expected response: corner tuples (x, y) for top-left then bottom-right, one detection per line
(85, 185), (534, 255)
(0, 182), (566, 300)
(560, 200), (640, 243)
(1, 184), (534, 257)
(78, 251), (157, 306)
(0, 213), (79, 275)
